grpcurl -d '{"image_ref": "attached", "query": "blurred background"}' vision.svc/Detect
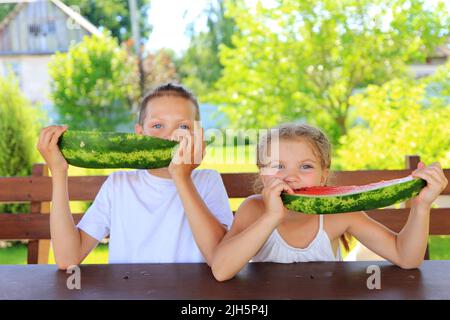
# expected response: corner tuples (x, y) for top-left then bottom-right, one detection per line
(0, 0), (449, 263)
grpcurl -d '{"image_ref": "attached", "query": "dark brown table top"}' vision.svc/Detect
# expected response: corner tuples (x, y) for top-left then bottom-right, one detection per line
(1, 261), (450, 300)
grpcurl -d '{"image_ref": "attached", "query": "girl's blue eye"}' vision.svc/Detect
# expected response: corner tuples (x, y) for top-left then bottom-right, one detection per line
(152, 124), (162, 129)
(179, 124), (190, 130)
(301, 164), (313, 169)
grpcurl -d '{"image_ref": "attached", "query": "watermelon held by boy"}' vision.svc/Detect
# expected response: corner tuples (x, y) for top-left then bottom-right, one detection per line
(281, 176), (427, 214)
(57, 130), (184, 169)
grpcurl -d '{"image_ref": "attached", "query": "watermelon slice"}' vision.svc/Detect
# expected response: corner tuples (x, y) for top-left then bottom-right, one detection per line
(281, 175), (426, 214)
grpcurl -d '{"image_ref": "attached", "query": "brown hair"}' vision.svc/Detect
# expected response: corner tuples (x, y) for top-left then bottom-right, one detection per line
(255, 122), (351, 252)
(138, 82), (200, 125)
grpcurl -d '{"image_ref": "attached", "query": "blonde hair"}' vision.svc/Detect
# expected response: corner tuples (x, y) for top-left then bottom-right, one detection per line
(255, 122), (351, 251)
(256, 122), (332, 171)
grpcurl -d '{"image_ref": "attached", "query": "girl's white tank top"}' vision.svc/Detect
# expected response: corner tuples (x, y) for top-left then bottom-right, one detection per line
(252, 215), (342, 263)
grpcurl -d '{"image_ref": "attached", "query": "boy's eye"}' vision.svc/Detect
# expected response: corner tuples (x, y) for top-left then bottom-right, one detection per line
(271, 164), (284, 169)
(179, 124), (190, 130)
(152, 124), (162, 129)
(301, 164), (313, 169)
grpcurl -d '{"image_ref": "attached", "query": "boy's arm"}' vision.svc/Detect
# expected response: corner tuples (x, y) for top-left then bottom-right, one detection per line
(172, 176), (228, 265)
(38, 126), (98, 269)
(169, 126), (229, 265)
(50, 171), (99, 269)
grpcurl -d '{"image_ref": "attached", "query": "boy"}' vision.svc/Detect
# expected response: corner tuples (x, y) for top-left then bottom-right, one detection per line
(37, 83), (233, 269)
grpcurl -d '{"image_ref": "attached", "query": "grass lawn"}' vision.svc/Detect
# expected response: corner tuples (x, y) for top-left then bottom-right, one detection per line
(1, 236), (449, 265)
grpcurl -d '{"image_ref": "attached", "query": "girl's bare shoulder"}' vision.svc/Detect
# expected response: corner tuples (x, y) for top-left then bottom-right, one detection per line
(235, 194), (266, 218)
(227, 195), (267, 235)
(241, 194), (265, 209)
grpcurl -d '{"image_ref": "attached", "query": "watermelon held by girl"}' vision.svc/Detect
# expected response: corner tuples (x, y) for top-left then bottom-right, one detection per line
(281, 176), (427, 214)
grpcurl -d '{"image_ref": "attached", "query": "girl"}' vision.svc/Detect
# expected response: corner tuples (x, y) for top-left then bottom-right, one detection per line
(211, 123), (448, 281)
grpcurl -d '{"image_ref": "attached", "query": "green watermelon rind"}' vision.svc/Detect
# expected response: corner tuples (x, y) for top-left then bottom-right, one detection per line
(58, 130), (179, 169)
(281, 177), (427, 214)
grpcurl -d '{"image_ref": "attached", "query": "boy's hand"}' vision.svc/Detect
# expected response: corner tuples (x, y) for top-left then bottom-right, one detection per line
(411, 162), (448, 207)
(168, 124), (206, 180)
(37, 125), (69, 174)
(261, 177), (294, 223)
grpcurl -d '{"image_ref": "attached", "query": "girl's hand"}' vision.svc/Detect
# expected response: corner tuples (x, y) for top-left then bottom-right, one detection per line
(36, 125), (69, 174)
(168, 125), (206, 180)
(261, 178), (294, 222)
(411, 162), (448, 207)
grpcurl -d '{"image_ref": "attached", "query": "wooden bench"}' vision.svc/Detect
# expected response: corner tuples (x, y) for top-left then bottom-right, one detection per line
(0, 155), (449, 264)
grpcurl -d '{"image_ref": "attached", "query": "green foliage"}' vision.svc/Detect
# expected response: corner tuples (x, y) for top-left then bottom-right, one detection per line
(142, 49), (179, 92)
(176, 0), (237, 97)
(209, 0), (448, 146)
(0, 75), (45, 213)
(64, 0), (152, 43)
(0, 3), (15, 22)
(49, 33), (141, 131)
(336, 62), (450, 170)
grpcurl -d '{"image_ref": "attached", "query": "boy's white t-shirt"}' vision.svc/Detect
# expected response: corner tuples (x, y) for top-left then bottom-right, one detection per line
(77, 169), (233, 263)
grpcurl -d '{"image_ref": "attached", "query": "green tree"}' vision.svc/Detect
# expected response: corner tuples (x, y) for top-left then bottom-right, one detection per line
(176, 0), (237, 97)
(0, 4), (15, 22)
(142, 48), (179, 92)
(0, 75), (45, 213)
(210, 0), (449, 146)
(64, 0), (152, 43)
(336, 61), (450, 170)
(49, 33), (140, 131)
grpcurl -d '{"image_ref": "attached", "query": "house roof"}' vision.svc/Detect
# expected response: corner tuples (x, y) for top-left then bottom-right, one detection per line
(0, 0), (102, 36)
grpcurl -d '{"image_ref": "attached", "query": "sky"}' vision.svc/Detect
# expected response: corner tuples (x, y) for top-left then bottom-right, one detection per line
(146, 0), (210, 55)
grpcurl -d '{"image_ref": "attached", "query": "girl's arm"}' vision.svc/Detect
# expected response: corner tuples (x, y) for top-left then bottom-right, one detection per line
(211, 179), (294, 281)
(346, 162), (447, 269)
(210, 198), (279, 281)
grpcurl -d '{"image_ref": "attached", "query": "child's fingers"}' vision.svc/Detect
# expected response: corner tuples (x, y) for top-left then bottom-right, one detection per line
(171, 128), (190, 142)
(274, 182), (294, 195)
(192, 124), (203, 154)
(417, 161), (426, 170)
(412, 170), (441, 188)
(413, 163), (446, 184)
(267, 177), (284, 189)
(49, 126), (67, 147)
(270, 180), (294, 195)
(41, 127), (60, 149)
(429, 163), (446, 180)
(201, 140), (207, 159)
(262, 179), (282, 196)
(37, 127), (49, 149)
(428, 165), (448, 190)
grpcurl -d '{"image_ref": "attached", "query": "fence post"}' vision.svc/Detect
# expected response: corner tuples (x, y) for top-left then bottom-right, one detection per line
(405, 155), (430, 260)
(27, 163), (50, 264)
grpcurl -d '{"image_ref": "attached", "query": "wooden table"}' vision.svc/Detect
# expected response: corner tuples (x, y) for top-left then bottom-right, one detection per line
(1, 261), (450, 300)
